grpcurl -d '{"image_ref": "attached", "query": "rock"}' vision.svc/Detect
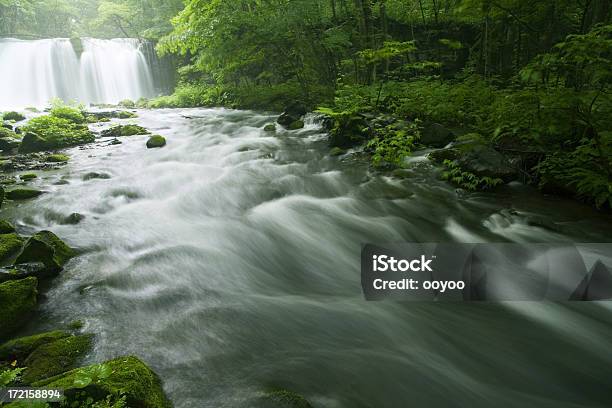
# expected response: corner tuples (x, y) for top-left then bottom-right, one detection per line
(259, 388), (313, 408)
(101, 125), (149, 137)
(146, 135), (166, 149)
(329, 115), (370, 148)
(330, 147), (345, 156)
(0, 262), (48, 283)
(108, 138), (122, 145)
(456, 144), (518, 182)
(0, 277), (38, 339)
(46, 154), (70, 163)
(21, 334), (93, 384)
(264, 124), (276, 132)
(117, 111), (137, 119)
(288, 120), (305, 130)
(15, 231), (75, 273)
(17, 132), (47, 153)
(19, 173), (37, 181)
(61, 213), (85, 225)
(34, 355), (173, 408)
(0, 128), (20, 151)
(83, 172), (111, 181)
(1, 122), (13, 130)
(0, 233), (24, 265)
(118, 99), (136, 108)
(420, 123), (456, 148)
(5, 188), (44, 200)
(0, 220), (15, 234)
(0, 330), (70, 362)
(277, 102), (307, 127)
(2, 112), (25, 122)
(427, 148), (460, 164)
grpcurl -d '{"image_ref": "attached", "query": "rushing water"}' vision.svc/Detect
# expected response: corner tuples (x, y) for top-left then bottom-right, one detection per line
(3, 109), (612, 408)
(0, 38), (155, 109)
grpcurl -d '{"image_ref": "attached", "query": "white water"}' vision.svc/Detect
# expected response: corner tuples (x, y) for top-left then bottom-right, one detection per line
(0, 38), (155, 109)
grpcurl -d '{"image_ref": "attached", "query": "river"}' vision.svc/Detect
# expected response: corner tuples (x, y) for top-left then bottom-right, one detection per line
(2, 108), (612, 407)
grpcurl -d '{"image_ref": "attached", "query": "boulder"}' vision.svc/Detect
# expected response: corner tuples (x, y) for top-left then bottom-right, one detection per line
(264, 124), (276, 132)
(288, 120), (305, 130)
(117, 111), (137, 119)
(456, 144), (518, 182)
(146, 135), (167, 149)
(427, 148), (460, 164)
(2, 112), (25, 122)
(34, 356), (173, 408)
(258, 388), (313, 408)
(0, 220), (15, 234)
(18, 132), (47, 153)
(0, 233), (24, 265)
(329, 115), (370, 148)
(21, 334), (93, 384)
(0, 330), (70, 362)
(19, 173), (37, 181)
(420, 123), (456, 148)
(15, 231), (75, 273)
(277, 102), (307, 128)
(61, 213), (85, 225)
(5, 188), (44, 200)
(330, 147), (345, 156)
(0, 277), (38, 339)
(101, 125), (149, 137)
(46, 154), (70, 163)
(83, 172), (111, 181)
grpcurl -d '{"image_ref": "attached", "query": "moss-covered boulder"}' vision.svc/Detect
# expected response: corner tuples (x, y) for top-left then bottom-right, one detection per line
(264, 124), (277, 132)
(259, 388), (313, 408)
(117, 111), (137, 119)
(330, 147), (345, 156)
(288, 120), (305, 130)
(19, 173), (37, 181)
(46, 153), (70, 163)
(2, 112), (26, 122)
(21, 334), (93, 384)
(15, 231), (75, 273)
(0, 220), (15, 234)
(83, 172), (111, 181)
(0, 277), (38, 339)
(0, 330), (70, 362)
(34, 356), (172, 408)
(146, 135), (166, 149)
(101, 124), (149, 137)
(0, 233), (24, 265)
(18, 115), (95, 153)
(420, 123), (456, 148)
(5, 188), (44, 200)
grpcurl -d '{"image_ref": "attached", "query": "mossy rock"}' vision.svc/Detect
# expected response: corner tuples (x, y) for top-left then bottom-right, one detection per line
(0, 127), (20, 139)
(0, 220), (15, 234)
(46, 154), (70, 163)
(0, 330), (70, 362)
(118, 99), (136, 108)
(261, 388), (313, 408)
(34, 356), (173, 408)
(329, 147), (345, 156)
(101, 125), (149, 137)
(288, 120), (305, 130)
(15, 231), (75, 273)
(19, 173), (37, 181)
(83, 172), (111, 181)
(0, 233), (24, 265)
(117, 111), (137, 119)
(22, 334), (93, 384)
(2, 112), (26, 122)
(264, 124), (277, 132)
(146, 135), (166, 149)
(5, 188), (44, 200)
(0, 277), (38, 339)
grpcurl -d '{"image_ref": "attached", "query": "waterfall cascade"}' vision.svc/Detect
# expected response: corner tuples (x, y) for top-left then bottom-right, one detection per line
(0, 38), (156, 109)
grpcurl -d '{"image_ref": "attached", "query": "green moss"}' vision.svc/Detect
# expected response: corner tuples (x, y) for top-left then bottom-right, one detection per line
(46, 154), (70, 163)
(5, 188), (44, 200)
(2, 112), (25, 122)
(19, 115), (95, 153)
(329, 147), (345, 156)
(0, 277), (38, 339)
(0, 220), (15, 234)
(50, 106), (86, 124)
(15, 231), (75, 272)
(264, 388), (313, 408)
(22, 334), (93, 384)
(0, 127), (20, 139)
(117, 111), (137, 119)
(288, 120), (305, 130)
(0, 233), (24, 264)
(264, 124), (277, 132)
(0, 330), (70, 362)
(19, 173), (37, 181)
(35, 356), (172, 408)
(146, 135), (166, 149)
(101, 125), (149, 137)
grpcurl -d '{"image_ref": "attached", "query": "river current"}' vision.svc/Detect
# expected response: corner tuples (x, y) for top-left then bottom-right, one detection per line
(3, 108), (612, 408)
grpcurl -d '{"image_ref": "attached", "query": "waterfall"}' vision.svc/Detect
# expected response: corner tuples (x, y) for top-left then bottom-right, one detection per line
(0, 38), (156, 109)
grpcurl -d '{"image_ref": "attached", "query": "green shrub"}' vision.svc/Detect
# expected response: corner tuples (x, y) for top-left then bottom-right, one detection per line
(50, 106), (86, 124)
(20, 116), (94, 152)
(442, 159), (504, 191)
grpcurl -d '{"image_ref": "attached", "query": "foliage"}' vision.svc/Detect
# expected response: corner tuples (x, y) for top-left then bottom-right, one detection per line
(0, 367), (25, 386)
(442, 160), (504, 191)
(21, 116), (94, 149)
(367, 124), (419, 168)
